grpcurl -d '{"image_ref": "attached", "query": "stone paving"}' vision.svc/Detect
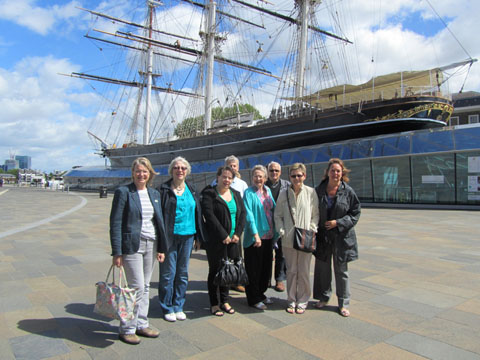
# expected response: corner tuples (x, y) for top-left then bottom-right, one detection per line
(1, 186), (480, 359)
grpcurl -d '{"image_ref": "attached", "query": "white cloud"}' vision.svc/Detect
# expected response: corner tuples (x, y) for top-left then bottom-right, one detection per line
(0, 56), (104, 172)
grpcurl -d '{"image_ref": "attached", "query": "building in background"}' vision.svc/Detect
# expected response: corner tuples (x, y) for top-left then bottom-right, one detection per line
(4, 159), (18, 171)
(451, 91), (480, 126)
(15, 155), (31, 170)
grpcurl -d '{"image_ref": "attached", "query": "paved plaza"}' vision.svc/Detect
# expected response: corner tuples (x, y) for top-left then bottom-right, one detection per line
(1, 186), (480, 359)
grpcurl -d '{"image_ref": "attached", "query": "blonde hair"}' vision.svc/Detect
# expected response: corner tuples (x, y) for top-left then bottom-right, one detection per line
(131, 157), (158, 186)
(168, 156), (191, 176)
(289, 163), (306, 176)
(322, 158), (350, 183)
(251, 164), (267, 179)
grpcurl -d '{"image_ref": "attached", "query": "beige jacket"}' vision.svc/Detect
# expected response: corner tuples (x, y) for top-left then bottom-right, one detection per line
(274, 184), (319, 249)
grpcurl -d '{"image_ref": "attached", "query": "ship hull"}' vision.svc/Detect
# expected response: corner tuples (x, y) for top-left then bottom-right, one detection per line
(105, 95), (452, 168)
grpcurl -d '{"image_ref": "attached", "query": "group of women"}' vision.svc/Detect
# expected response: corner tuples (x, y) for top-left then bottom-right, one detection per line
(109, 155), (360, 345)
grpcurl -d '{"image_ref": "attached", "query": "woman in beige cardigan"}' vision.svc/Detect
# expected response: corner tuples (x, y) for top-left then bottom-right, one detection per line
(274, 163), (319, 314)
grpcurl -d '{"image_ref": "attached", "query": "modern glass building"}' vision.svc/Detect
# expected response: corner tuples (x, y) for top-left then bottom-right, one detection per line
(65, 123), (480, 208)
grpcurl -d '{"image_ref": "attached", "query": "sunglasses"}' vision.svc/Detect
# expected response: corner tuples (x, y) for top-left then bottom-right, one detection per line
(173, 166), (187, 171)
(290, 174), (303, 178)
(269, 169), (280, 173)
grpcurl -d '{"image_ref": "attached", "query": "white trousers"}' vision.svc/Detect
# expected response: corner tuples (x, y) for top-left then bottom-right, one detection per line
(120, 238), (156, 334)
(283, 247), (312, 309)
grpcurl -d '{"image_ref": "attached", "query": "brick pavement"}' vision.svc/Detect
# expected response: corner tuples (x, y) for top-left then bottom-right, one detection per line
(1, 186), (480, 359)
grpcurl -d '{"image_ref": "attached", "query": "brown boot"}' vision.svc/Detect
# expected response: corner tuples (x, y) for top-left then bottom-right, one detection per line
(136, 327), (160, 338)
(274, 281), (285, 292)
(119, 333), (141, 345)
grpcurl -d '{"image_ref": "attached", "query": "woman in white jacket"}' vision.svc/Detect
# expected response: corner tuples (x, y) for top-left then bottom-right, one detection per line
(274, 163), (319, 314)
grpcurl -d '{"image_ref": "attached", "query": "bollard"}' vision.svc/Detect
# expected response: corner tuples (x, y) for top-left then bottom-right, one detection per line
(99, 186), (108, 198)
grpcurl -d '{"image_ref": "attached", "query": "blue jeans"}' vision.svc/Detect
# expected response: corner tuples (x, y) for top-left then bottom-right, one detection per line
(158, 235), (194, 314)
(120, 237), (156, 335)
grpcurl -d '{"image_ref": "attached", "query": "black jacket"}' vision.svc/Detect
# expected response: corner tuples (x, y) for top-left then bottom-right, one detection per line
(201, 185), (246, 246)
(158, 179), (206, 249)
(110, 183), (167, 255)
(315, 179), (361, 263)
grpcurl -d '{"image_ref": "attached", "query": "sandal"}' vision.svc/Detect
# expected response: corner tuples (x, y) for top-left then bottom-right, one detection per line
(314, 301), (327, 309)
(211, 306), (224, 317)
(220, 303), (235, 314)
(339, 307), (350, 317)
(295, 307), (305, 314)
(286, 305), (295, 314)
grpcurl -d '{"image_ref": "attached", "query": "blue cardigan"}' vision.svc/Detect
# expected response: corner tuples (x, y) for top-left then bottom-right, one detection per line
(243, 186), (276, 248)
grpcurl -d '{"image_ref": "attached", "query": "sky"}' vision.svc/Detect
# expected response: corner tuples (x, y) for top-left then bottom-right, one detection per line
(0, 0), (478, 173)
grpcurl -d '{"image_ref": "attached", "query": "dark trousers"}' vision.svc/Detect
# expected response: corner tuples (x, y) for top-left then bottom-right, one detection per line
(244, 238), (273, 306)
(274, 239), (287, 282)
(206, 241), (239, 307)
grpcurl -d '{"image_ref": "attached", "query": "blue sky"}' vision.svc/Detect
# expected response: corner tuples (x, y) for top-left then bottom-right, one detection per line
(0, 0), (478, 172)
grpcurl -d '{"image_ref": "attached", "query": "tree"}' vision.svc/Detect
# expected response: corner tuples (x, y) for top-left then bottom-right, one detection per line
(174, 103), (263, 138)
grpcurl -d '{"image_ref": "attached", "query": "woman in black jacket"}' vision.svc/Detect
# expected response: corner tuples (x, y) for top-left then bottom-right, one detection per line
(201, 166), (246, 316)
(157, 156), (205, 322)
(313, 158), (361, 317)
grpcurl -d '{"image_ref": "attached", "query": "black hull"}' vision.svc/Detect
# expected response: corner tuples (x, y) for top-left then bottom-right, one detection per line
(105, 95), (452, 167)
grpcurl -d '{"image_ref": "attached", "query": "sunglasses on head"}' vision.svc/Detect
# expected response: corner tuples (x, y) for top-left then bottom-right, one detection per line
(290, 174), (303, 178)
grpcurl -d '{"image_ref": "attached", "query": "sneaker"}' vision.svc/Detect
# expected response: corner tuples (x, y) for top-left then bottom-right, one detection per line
(136, 327), (160, 338)
(253, 302), (267, 310)
(164, 312), (177, 322)
(119, 333), (141, 345)
(264, 297), (274, 305)
(175, 311), (187, 321)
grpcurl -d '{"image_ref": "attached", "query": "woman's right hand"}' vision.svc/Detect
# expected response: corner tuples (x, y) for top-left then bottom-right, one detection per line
(113, 255), (123, 267)
(223, 236), (232, 244)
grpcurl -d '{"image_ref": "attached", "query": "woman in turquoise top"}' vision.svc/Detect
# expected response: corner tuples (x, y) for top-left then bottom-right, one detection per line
(201, 166), (246, 316)
(243, 165), (276, 310)
(158, 156), (205, 322)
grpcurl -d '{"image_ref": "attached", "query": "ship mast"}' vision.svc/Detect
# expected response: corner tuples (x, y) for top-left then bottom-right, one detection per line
(295, 0), (311, 102)
(144, 1), (156, 145)
(204, 0), (217, 134)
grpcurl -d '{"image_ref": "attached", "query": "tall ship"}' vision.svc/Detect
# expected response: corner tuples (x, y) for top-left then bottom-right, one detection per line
(67, 0), (475, 169)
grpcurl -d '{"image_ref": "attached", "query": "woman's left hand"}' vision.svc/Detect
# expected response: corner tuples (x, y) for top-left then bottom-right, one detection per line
(325, 220), (337, 230)
(253, 234), (262, 247)
(231, 234), (240, 244)
(157, 252), (165, 263)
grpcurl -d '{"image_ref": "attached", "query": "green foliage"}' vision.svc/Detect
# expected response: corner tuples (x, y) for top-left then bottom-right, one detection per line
(174, 103), (263, 138)
(7, 169), (19, 178)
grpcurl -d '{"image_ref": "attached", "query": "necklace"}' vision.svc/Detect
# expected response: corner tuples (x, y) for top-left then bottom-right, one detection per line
(173, 183), (185, 195)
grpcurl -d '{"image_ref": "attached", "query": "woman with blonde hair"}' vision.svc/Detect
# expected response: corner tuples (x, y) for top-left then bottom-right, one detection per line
(313, 158), (361, 317)
(274, 163), (319, 314)
(110, 157), (167, 344)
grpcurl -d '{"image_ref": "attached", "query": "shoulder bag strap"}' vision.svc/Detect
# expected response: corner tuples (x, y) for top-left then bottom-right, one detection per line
(285, 189), (296, 226)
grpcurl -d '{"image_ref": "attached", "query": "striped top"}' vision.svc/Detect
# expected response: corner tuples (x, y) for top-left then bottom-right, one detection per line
(138, 189), (156, 240)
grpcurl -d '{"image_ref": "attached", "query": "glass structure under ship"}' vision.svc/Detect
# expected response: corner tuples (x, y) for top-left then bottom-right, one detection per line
(65, 123), (480, 207)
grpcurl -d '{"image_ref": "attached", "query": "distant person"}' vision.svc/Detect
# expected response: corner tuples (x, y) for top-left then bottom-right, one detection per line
(157, 156), (205, 322)
(313, 158), (361, 317)
(265, 161), (290, 292)
(109, 157), (167, 345)
(274, 163), (319, 314)
(243, 165), (276, 310)
(201, 166), (246, 316)
(211, 155), (248, 292)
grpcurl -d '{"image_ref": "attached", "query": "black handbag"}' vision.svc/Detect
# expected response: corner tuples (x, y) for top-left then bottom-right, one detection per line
(213, 246), (249, 287)
(286, 191), (317, 253)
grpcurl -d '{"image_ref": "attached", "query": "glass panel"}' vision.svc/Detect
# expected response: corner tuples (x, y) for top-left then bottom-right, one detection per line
(412, 129), (454, 153)
(411, 154), (455, 204)
(454, 125), (480, 150)
(372, 157), (411, 203)
(373, 134), (411, 157)
(456, 151), (480, 204)
(344, 159), (373, 202)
